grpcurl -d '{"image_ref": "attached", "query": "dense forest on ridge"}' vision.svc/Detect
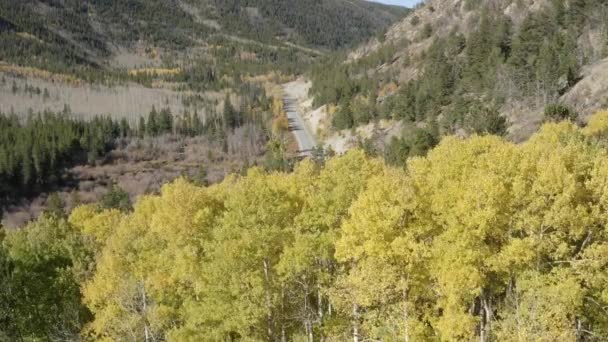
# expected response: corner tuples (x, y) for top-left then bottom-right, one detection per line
(309, 0), (608, 160)
(213, 0), (408, 48)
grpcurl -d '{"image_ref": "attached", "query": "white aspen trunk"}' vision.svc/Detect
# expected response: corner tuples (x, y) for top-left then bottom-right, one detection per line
(317, 287), (324, 342)
(281, 288), (287, 342)
(263, 258), (273, 340)
(304, 279), (314, 342)
(306, 321), (314, 342)
(141, 282), (151, 342)
(318, 287), (324, 320)
(310, 323), (315, 342)
(403, 288), (410, 342)
(484, 296), (492, 342)
(480, 296), (486, 342)
(352, 304), (360, 342)
(480, 321), (486, 342)
(304, 282), (313, 342)
(282, 327), (287, 342)
(480, 294), (492, 342)
(576, 319), (583, 340)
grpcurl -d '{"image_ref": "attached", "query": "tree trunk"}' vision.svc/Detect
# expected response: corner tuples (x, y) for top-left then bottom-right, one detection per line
(306, 321), (314, 342)
(281, 287), (287, 342)
(484, 296), (492, 341)
(263, 258), (274, 341)
(403, 288), (410, 342)
(352, 304), (360, 342)
(282, 325), (287, 342)
(318, 287), (324, 320)
(303, 281), (314, 342)
(480, 293), (492, 342)
(141, 282), (151, 342)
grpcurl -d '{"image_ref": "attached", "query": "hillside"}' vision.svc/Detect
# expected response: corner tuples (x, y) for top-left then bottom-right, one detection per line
(308, 0), (608, 159)
(0, 0), (408, 125)
(0, 0), (408, 73)
(213, 0), (409, 49)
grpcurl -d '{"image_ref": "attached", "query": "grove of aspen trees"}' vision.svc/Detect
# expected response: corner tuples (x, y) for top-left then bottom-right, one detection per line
(2, 111), (608, 341)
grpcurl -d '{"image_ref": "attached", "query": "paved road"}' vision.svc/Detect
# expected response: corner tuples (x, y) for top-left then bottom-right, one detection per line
(283, 94), (316, 157)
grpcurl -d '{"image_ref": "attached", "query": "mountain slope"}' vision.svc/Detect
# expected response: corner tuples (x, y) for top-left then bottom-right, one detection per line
(0, 0), (408, 73)
(213, 0), (409, 49)
(308, 0), (608, 154)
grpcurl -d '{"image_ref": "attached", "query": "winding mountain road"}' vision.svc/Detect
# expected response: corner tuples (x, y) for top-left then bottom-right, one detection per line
(283, 82), (317, 157)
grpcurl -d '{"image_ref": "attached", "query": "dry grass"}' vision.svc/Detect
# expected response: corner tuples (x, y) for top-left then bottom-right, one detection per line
(128, 68), (181, 76)
(379, 81), (398, 98)
(111, 46), (162, 69)
(244, 72), (293, 89)
(0, 62), (81, 85)
(16, 32), (44, 44)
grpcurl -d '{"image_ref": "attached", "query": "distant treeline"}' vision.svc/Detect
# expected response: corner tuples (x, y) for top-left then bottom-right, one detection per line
(0, 110), (119, 199)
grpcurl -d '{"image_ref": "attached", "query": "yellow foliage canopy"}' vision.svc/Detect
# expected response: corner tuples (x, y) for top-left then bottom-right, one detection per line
(74, 111), (608, 341)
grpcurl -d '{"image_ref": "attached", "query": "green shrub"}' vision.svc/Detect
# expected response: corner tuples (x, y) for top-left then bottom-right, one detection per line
(544, 104), (578, 122)
(100, 185), (132, 212)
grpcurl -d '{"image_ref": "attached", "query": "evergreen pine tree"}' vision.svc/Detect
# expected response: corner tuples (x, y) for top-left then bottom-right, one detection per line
(45, 193), (65, 218)
(146, 107), (158, 137)
(138, 116), (146, 139)
(100, 185), (132, 212)
(223, 94), (242, 129)
(119, 118), (130, 138)
(192, 111), (203, 136)
(158, 108), (173, 134)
